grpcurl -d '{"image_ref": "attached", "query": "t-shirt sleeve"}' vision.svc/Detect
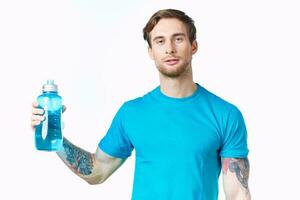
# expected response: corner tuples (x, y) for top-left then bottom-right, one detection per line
(98, 103), (134, 159)
(220, 106), (249, 158)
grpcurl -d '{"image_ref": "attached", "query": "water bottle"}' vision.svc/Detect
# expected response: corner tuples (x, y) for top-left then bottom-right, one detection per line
(35, 80), (63, 151)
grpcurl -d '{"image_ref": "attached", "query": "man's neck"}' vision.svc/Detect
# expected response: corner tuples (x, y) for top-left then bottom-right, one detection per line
(159, 67), (197, 98)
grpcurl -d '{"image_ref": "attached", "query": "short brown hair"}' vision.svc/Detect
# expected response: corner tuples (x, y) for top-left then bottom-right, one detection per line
(143, 9), (197, 48)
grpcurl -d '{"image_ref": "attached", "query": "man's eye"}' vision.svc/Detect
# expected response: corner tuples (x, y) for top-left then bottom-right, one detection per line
(176, 37), (183, 42)
(156, 40), (164, 44)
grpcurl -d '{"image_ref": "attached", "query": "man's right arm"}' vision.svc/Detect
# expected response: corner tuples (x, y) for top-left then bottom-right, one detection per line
(31, 101), (126, 185)
(56, 138), (126, 185)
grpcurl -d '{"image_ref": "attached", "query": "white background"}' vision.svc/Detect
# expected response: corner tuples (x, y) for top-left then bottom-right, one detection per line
(0, 0), (299, 199)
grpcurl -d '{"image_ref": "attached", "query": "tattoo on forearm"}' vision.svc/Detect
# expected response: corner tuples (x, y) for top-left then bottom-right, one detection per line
(222, 158), (250, 189)
(62, 139), (94, 175)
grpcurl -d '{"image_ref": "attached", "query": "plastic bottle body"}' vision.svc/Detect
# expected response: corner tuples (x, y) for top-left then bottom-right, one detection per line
(35, 91), (63, 151)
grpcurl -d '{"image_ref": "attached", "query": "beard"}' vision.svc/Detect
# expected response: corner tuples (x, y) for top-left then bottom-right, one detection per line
(156, 60), (191, 78)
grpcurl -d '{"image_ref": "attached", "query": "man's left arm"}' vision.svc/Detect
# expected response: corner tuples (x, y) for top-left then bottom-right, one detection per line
(221, 157), (251, 200)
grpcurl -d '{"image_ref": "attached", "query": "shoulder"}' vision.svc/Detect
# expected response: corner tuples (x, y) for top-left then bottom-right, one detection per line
(118, 92), (150, 116)
(121, 96), (144, 112)
(121, 87), (155, 111)
(200, 86), (240, 114)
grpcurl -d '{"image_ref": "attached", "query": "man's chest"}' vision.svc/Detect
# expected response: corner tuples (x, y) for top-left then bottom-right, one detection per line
(125, 107), (221, 159)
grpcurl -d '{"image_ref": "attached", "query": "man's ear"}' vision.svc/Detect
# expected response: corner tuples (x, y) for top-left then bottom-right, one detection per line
(191, 40), (198, 55)
(148, 46), (154, 60)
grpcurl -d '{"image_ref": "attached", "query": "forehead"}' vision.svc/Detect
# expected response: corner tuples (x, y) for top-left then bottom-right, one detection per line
(150, 18), (188, 38)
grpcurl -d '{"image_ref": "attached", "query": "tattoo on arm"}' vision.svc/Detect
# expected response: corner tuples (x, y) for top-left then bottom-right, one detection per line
(222, 158), (250, 189)
(62, 139), (94, 176)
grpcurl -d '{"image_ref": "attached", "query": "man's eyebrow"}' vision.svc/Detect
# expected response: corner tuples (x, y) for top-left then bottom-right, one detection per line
(152, 33), (186, 41)
(172, 33), (186, 37)
(152, 36), (164, 41)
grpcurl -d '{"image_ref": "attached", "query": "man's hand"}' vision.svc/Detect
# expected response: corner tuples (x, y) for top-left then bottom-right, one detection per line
(31, 101), (66, 130)
(222, 157), (251, 200)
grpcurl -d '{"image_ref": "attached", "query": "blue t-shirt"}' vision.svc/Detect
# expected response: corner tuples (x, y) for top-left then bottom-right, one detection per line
(99, 83), (249, 200)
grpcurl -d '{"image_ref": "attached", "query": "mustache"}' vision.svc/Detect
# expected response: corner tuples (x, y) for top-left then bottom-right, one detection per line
(163, 56), (180, 61)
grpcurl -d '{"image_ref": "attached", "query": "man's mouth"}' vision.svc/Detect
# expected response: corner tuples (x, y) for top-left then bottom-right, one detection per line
(164, 58), (180, 65)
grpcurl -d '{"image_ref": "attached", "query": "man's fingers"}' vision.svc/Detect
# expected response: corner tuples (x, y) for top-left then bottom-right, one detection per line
(32, 101), (44, 115)
(31, 120), (41, 127)
(31, 114), (45, 121)
(32, 108), (44, 115)
(31, 115), (45, 130)
(31, 102), (65, 131)
(31, 119), (43, 130)
(32, 101), (39, 108)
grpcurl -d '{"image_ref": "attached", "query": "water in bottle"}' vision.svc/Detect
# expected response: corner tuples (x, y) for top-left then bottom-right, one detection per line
(35, 80), (63, 151)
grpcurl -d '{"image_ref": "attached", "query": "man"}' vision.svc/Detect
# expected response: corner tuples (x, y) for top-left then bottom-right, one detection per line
(31, 9), (251, 200)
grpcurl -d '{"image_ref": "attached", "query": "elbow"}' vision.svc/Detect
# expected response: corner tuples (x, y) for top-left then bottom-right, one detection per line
(226, 190), (251, 200)
(85, 175), (106, 185)
(87, 180), (101, 185)
(87, 178), (106, 185)
(86, 179), (103, 185)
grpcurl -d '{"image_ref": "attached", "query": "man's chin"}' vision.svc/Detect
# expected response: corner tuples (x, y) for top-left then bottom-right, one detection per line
(159, 69), (184, 78)
(158, 65), (188, 78)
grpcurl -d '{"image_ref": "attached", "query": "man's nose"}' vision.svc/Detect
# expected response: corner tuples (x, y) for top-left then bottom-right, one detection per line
(165, 41), (176, 55)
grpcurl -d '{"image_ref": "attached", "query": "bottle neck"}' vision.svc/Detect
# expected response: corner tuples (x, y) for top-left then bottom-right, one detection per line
(43, 91), (58, 94)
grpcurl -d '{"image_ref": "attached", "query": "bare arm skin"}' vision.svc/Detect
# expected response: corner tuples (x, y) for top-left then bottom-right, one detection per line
(221, 158), (251, 200)
(31, 101), (125, 185)
(56, 139), (126, 184)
